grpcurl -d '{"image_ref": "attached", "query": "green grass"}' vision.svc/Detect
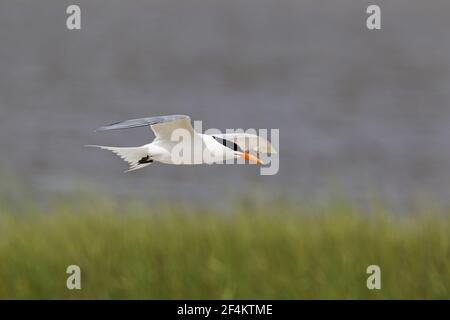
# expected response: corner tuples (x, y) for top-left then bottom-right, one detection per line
(0, 199), (449, 299)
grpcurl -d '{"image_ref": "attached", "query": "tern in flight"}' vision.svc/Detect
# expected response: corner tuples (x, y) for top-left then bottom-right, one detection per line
(86, 115), (277, 172)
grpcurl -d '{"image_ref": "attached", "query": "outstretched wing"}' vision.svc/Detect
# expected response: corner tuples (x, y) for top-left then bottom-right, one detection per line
(211, 133), (277, 154)
(95, 114), (195, 139)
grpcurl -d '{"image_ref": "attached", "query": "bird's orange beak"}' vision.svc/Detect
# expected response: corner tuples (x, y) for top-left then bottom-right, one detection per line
(241, 151), (264, 165)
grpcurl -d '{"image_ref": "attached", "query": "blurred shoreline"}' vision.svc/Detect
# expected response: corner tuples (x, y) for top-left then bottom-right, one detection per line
(1, 198), (449, 299)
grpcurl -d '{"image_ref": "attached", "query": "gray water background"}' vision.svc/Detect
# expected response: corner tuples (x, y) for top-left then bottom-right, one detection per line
(1, 0), (450, 207)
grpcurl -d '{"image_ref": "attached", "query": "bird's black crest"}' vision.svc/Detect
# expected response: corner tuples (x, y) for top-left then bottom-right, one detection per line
(212, 136), (242, 152)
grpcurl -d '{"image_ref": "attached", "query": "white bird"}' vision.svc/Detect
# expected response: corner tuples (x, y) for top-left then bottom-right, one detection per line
(86, 114), (277, 172)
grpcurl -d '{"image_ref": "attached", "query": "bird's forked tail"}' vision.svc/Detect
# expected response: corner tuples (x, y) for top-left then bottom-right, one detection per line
(85, 145), (152, 172)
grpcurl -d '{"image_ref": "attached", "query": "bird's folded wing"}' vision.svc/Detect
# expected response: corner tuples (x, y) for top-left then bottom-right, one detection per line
(211, 133), (277, 154)
(96, 114), (195, 139)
